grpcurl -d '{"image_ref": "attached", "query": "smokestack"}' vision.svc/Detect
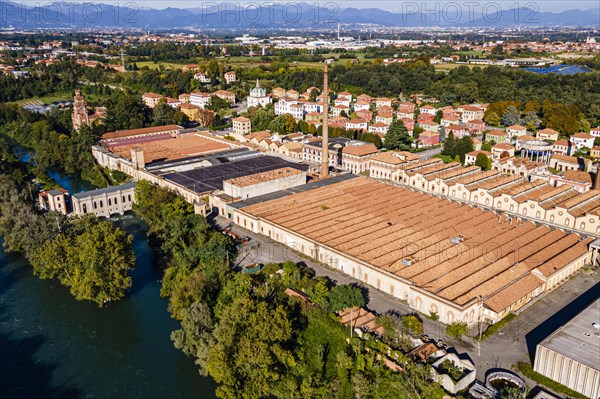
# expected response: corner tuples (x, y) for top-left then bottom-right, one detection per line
(321, 65), (329, 178)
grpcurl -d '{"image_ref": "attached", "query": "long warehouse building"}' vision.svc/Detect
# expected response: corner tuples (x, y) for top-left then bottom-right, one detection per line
(231, 176), (596, 325)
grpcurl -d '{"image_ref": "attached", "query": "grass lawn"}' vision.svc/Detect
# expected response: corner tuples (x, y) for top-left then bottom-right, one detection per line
(134, 61), (186, 70)
(16, 92), (71, 105)
(478, 313), (516, 341)
(434, 154), (454, 163)
(434, 63), (477, 72)
(516, 362), (588, 399)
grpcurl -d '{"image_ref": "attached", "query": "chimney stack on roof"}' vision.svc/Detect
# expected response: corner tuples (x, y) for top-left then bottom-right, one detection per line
(321, 65), (329, 178)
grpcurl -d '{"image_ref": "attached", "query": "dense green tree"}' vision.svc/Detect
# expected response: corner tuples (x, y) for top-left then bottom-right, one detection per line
(268, 114), (297, 134)
(474, 153), (490, 170)
(502, 105), (520, 126)
(446, 321), (468, 339)
(402, 315), (423, 336)
(327, 284), (365, 313)
(441, 132), (455, 156)
(383, 120), (411, 150)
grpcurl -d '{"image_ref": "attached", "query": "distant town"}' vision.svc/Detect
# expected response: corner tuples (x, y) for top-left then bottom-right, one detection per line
(0, 26), (599, 399)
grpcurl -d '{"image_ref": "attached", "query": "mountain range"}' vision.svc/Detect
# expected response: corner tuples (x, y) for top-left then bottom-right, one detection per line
(0, 1), (598, 29)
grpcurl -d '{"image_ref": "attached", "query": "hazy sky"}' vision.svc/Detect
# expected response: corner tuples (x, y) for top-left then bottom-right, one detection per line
(26, 0), (600, 12)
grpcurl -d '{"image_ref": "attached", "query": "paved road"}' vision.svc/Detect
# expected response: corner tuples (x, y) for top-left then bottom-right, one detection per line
(212, 215), (600, 383)
(418, 146), (443, 159)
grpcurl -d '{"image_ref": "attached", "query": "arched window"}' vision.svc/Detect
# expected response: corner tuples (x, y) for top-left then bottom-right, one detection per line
(82, 204), (87, 213)
(108, 198), (112, 206)
(128, 194), (132, 202)
(93, 201), (97, 209)
(536, 211), (541, 218)
(580, 222), (586, 230)
(550, 215), (555, 222)
(99, 200), (103, 208)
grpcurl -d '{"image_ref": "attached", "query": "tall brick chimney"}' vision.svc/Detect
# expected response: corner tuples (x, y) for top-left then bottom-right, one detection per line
(321, 65), (329, 178)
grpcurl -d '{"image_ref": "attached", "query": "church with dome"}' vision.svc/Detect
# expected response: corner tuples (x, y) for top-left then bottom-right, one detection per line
(247, 79), (272, 108)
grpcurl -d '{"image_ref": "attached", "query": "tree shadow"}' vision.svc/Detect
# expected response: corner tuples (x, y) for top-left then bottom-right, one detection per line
(525, 280), (600, 363)
(0, 258), (82, 398)
(0, 323), (82, 399)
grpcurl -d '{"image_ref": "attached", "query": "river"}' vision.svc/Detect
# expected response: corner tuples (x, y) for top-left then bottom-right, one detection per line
(0, 158), (218, 398)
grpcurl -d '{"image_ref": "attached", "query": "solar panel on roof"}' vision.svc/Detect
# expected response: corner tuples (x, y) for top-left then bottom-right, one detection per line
(164, 155), (308, 194)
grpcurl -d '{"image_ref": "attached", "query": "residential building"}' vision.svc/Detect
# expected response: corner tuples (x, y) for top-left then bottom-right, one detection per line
(346, 118), (368, 131)
(537, 128), (560, 141)
(332, 104), (350, 116)
(399, 117), (415, 133)
(418, 131), (440, 147)
(354, 100), (370, 111)
(419, 105), (437, 115)
(194, 72), (211, 83)
(178, 93), (190, 104)
(491, 143), (515, 159)
(446, 124), (469, 139)
(375, 113), (393, 126)
(179, 103), (203, 122)
(533, 299), (600, 399)
(591, 146), (600, 159)
(486, 130), (508, 143)
(570, 132), (595, 150)
(467, 119), (486, 134)
(142, 92), (163, 108)
(356, 94), (373, 104)
(337, 91), (352, 101)
(441, 115), (461, 127)
(224, 71), (236, 84)
(334, 97), (351, 107)
(190, 91), (212, 108)
(506, 124), (527, 139)
(375, 97), (392, 108)
(590, 126), (600, 138)
(272, 87), (286, 98)
(213, 90), (235, 104)
(368, 122), (389, 136)
(459, 105), (484, 123)
(420, 120), (440, 133)
(285, 89), (299, 100)
(417, 113), (435, 124)
(356, 109), (373, 122)
(38, 188), (69, 215)
(553, 139), (572, 156)
(182, 64), (200, 72)
(232, 116), (251, 136)
(465, 150), (492, 165)
(165, 98), (181, 108)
